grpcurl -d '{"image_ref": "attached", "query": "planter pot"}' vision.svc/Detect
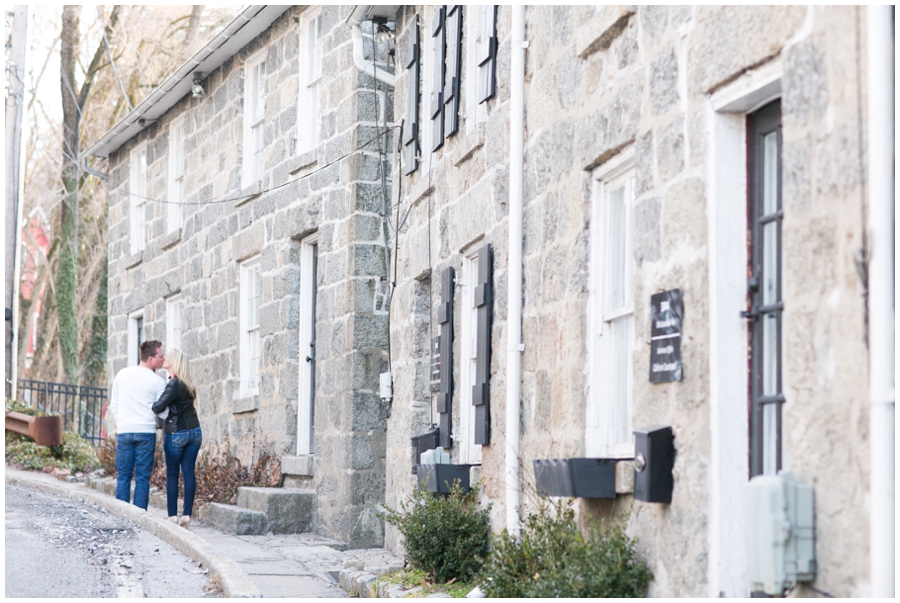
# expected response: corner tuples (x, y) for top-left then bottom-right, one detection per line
(532, 458), (616, 499)
(410, 428), (440, 475)
(416, 463), (470, 494)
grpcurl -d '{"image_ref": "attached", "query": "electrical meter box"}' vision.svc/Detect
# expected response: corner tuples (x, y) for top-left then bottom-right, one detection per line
(743, 471), (816, 595)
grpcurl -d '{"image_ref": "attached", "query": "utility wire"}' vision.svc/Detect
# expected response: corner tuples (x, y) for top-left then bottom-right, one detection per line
(123, 126), (399, 207)
(98, 6), (133, 112)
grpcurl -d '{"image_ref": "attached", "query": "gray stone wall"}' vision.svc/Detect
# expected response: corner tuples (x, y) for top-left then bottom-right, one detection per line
(387, 4), (872, 597)
(106, 6), (392, 548)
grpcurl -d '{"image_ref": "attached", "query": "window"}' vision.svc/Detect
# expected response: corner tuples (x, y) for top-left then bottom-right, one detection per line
(166, 294), (182, 352)
(747, 100), (783, 477)
(473, 6), (498, 106)
(240, 257), (261, 397)
(458, 244), (492, 459)
(297, 236), (318, 455)
(129, 144), (147, 255)
(402, 13), (420, 174)
(297, 9), (323, 153)
(128, 310), (144, 367)
(465, 6), (495, 132)
(167, 118), (185, 233)
(458, 250), (482, 464)
(243, 52), (267, 187)
(587, 149), (635, 458)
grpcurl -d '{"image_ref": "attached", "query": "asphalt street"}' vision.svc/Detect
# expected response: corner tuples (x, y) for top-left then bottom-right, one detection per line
(5, 483), (218, 598)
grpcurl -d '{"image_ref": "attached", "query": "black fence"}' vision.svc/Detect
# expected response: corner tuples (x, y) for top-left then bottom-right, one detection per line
(16, 379), (106, 446)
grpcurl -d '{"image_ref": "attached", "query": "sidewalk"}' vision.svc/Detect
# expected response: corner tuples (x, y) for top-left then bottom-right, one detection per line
(4, 466), (403, 598)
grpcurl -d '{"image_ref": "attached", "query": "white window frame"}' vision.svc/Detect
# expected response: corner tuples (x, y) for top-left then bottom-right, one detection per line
(167, 117), (185, 233)
(457, 248), (483, 464)
(243, 50), (267, 188)
(129, 143), (148, 255)
(166, 294), (182, 352)
(297, 235), (318, 456)
(239, 257), (262, 397)
(127, 309), (145, 367)
(586, 147), (636, 459)
(297, 8), (323, 154)
(465, 5), (491, 133)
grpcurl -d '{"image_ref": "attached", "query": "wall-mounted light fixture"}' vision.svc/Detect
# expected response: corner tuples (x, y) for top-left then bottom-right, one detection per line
(191, 73), (205, 98)
(372, 17), (394, 45)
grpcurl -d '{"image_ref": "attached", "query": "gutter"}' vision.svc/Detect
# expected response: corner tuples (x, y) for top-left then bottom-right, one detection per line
(345, 6), (398, 88)
(867, 5), (895, 597)
(505, 5), (526, 538)
(83, 5), (290, 159)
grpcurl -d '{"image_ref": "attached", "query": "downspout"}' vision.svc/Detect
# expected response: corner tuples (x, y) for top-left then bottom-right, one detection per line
(506, 5), (526, 538)
(867, 5), (895, 597)
(346, 7), (396, 88)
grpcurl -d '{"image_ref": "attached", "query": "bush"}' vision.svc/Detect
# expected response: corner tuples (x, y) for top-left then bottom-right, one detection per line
(148, 441), (283, 505)
(379, 479), (491, 584)
(5, 431), (101, 473)
(477, 501), (652, 598)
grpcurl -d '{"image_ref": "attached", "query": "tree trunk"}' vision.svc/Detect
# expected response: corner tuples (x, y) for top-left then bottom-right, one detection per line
(58, 5), (80, 382)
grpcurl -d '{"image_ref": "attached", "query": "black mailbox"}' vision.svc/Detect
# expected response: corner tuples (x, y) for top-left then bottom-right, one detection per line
(633, 425), (675, 504)
(410, 428), (440, 475)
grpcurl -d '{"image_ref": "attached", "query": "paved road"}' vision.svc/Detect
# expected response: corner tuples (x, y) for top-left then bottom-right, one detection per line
(5, 483), (217, 598)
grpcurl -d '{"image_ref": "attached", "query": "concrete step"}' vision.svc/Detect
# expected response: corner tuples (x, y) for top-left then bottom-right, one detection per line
(236, 487), (315, 534)
(206, 501), (269, 535)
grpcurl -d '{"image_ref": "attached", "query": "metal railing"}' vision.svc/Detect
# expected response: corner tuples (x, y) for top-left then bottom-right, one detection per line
(16, 379), (106, 446)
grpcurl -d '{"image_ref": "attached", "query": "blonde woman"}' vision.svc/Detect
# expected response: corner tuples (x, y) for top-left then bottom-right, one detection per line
(152, 349), (202, 529)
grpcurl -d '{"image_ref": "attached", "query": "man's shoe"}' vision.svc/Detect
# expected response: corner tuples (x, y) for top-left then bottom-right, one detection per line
(179, 515), (191, 529)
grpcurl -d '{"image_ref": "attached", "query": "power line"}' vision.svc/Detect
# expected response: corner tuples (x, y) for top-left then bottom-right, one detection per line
(98, 6), (132, 113)
(120, 126), (399, 207)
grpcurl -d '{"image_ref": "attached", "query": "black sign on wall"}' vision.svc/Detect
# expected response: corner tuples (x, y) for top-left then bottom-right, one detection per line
(650, 289), (683, 383)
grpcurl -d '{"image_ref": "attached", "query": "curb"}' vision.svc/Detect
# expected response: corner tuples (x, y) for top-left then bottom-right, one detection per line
(5, 468), (261, 598)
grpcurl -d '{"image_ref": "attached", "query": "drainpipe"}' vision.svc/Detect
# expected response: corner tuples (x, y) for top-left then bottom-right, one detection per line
(505, 5), (526, 538)
(346, 7), (396, 88)
(867, 5), (895, 597)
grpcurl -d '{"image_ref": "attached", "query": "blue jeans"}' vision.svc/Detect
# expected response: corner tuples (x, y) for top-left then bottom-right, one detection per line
(163, 427), (202, 517)
(115, 432), (156, 510)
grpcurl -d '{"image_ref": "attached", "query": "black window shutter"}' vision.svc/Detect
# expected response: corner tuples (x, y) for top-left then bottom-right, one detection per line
(438, 266), (454, 448)
(443, 5), (462, 137)
(473, 245), (492, 445)
(477, 6), (498, 104)
(403, 15), (420, 175)
(430, 6), (446, 152)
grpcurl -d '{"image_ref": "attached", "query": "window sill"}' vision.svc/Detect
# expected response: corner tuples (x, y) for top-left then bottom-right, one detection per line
(236, 181), (262, 207)
(281, 454), (314, 477)
(159, 228), (181, 250)
(286, 149), (317, 175)
(123, 251), (143, 269)
(576, 5), (636, 59)
(231, 394), (259, 414)
(452, 125), (486, 168)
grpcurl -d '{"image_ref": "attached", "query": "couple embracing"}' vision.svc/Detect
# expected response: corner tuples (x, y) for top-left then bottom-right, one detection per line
(108, 340), (202, 528)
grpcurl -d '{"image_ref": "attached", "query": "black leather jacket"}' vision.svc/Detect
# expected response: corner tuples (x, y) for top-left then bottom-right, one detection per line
(152, 377), (200, 434)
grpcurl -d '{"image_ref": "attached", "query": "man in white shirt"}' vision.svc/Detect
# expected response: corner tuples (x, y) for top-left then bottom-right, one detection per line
(109, 340), (166, 510)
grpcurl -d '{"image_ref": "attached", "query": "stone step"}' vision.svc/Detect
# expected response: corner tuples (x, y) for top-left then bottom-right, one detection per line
(236, 486), (315, 534)
(206, 501), (269, 535)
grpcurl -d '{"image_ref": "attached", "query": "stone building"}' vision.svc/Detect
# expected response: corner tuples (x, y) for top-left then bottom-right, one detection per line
(87, 4), (893, 597)
(384, 4), (891, 598)
(86, 5), (396, 548)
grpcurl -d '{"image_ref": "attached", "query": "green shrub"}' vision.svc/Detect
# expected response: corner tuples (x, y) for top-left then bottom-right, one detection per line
(478, 501), (653, 598)
(5, 398), (42, 416)
(5, 431), (101, 473)
(379, 479), (491, 584)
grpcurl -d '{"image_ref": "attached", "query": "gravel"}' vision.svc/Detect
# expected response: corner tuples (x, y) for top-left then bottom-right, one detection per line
(5, 483), (220, 597)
